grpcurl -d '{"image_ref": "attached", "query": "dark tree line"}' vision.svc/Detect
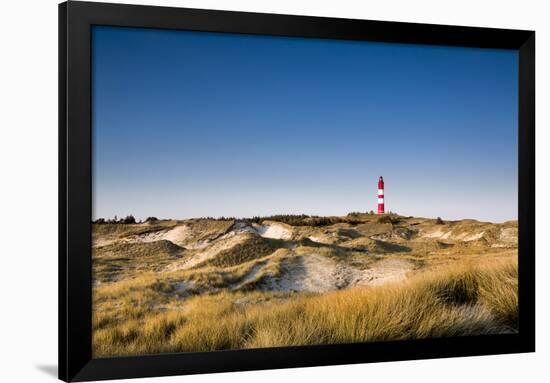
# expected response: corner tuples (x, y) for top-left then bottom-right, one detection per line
(182, 212), (386, 227)
(93, 211), (410, 227)
(93, 215), (137, 224)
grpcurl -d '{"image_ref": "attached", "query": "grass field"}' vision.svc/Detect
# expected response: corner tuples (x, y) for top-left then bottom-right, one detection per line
(92, 214), (518, 357)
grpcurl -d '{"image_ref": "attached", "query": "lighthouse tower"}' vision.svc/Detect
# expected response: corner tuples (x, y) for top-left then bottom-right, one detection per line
(377, 176), (385, 214)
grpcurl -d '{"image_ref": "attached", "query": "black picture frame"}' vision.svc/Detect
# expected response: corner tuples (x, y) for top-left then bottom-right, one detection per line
(59, 1), (535, 381)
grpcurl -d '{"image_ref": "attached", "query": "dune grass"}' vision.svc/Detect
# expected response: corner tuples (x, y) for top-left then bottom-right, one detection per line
(200, 235), (285, 268)
(93, 256), (517, 357)
(92, 221), (178, 238)
(93, 241), (185, 283)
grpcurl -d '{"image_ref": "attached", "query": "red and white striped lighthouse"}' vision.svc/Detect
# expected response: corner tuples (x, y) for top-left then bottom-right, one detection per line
(377, 176), (385, 214)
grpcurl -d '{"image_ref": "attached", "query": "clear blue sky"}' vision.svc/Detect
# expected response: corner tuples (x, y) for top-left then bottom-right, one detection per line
(92, 26), (518, 222)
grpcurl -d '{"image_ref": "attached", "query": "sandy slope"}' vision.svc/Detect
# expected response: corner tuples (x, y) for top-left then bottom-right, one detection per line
(260, 255), (414, 293)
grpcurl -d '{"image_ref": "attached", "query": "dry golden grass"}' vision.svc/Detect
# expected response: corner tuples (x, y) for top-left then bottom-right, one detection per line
(93, 241), (184, 283)
(179, 248), (291, 291)
(199, 235), (285, 268)
(186, 219), (235, 240)
(93, 256), (517, 357)
(92, 220), (178, 238)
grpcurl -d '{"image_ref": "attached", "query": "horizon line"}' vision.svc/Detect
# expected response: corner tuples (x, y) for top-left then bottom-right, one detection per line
(91, 212), (518, 224)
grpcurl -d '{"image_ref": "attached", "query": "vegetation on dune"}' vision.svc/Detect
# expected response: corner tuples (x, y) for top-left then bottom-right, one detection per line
(201, 236), (285, 268)
(239, 214), (374, 227)
(91, 213), (518, 357)
(257, 215), (350, 227)
(96, 240), (184, 258)
(92, 221), (176, 238)
(185, 219), (235, 242)
(92, 219), (235, 244)
(377, 214), (402, 225)
(179, 249), (290, 291)
(92, 257), (517, 357)
(93, 241), (184, 283)
(94, 214), (138, 224)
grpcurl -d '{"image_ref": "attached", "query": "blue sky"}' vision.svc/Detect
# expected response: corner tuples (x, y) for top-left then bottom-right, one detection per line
(92, 26), (518, 222)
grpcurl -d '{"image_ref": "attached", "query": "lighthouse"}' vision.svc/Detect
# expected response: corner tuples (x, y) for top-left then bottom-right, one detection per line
(377, 176), (385, 214)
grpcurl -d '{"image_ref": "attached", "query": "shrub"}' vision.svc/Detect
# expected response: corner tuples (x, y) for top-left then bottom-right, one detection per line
(377, 215), (400, 225)
(122, 215), (136, 224)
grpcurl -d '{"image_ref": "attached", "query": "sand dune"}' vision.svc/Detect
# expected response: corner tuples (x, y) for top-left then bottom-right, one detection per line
(93, 214), (517, 293)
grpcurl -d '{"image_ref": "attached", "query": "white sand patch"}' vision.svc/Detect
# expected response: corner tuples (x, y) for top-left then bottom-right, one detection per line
(460, 231), (485, 242)
(232, 221), (258, 235)
(122, 224), (198, 247)
(499, 228), (518, 243)
(263, 255), (414, 293)
(230, 221), (292, 240)
(421, 229), (484, 242)
(307, 233), (338, 245)
(273, 254), (337, 293)
(492, 227), (518, 247)
(254, 222), (292, 240)
(161, 225), (193, 246)
(422, 229), (452, 239)
(307, 236), (324, 243)
(366, 259), (415, 286)
(126, 229), (170, 243)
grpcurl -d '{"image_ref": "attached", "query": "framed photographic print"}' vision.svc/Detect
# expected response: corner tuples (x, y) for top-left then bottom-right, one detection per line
(59, 1), (535, 381)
